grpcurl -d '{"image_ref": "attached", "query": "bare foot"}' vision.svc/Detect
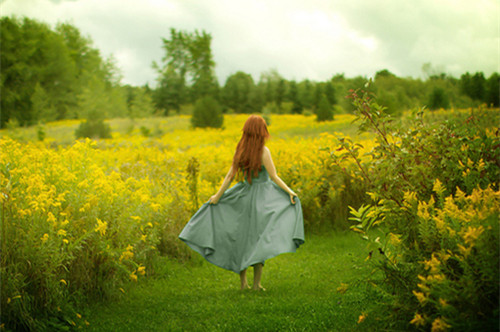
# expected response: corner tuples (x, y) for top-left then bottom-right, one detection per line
(252, 285), (266, 291)
(241, 283), (250, 290)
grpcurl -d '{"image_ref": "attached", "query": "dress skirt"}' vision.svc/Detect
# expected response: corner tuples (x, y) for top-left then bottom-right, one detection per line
(179, 167), (305, 273)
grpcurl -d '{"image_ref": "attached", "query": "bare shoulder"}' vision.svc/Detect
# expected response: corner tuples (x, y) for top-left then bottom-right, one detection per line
(262, 146), (271, 159)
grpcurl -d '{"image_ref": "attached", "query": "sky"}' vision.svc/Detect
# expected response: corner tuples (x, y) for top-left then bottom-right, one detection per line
(1, 0), (499, 86)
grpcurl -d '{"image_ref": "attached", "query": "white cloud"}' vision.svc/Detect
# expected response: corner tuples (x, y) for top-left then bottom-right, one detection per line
(1, 0), (498, 86)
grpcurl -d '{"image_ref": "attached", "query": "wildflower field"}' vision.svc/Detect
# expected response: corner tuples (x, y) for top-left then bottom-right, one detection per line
(1, 103), (499, 331)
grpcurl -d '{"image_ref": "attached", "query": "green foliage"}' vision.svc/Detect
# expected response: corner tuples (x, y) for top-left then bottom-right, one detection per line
(337, 88), (500, 330)
(191, 96), (223, 128)
(0, 17), (121, 128)
(222, 71), (262, 113)
(153, 28), (218, 113)
(129, 87), (155, 119)
(75, 119), (112, 139)
(315, 94), (333, 122)
(428, 87), (450, 110)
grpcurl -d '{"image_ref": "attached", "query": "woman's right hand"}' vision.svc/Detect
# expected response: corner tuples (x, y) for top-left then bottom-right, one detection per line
(209, 194), (220, 205)
(289, 193), (298, 205)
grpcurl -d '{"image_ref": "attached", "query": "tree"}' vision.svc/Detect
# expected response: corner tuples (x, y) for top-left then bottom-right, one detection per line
(299, 80), (314, 110)
(324, 81), (337, 106)
(288, 81), (303, 114)
(222, 72), (255, 113)
(275, 79), (285, 110)
(129, 87), (155, 119)
(74, 75), (127, 138)
(31, 83), (56, 123)
(316, 94), (333, 121)
(461, 72), (486, 101)
(153, 28), (218, 113)
(191, 96), (223, 128)
(485, 73), (499, 107)
(427, 87), (450, 110)
(0, 17), (121, 128)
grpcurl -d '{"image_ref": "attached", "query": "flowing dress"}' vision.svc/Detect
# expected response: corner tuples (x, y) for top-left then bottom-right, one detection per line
(179, 166), (305, 273)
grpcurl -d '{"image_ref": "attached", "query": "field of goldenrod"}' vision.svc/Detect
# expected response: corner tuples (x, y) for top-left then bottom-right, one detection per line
(1, 108), (498, 331)
(0, 114), (376, 329)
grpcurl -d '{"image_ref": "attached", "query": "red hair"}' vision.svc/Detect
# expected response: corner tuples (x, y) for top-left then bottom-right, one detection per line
(231, 115), (270, 184)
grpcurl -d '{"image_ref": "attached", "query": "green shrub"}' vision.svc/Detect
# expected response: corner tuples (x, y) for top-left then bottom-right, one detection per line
(333, 89), (500, 330)
(315, 95), (333, 122)
(191, 96), (223, 128)
(75, 119), (112, 139)
(428, 87), (450, 110)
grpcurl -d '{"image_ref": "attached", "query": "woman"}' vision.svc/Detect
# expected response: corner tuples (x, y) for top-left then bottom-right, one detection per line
(179, 115), (304, 290)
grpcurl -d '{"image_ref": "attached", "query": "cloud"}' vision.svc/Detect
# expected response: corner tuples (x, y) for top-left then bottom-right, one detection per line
(1, 0), (498, 86)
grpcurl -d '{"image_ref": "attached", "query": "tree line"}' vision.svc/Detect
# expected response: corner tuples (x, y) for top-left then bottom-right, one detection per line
(1, 17), (498, 131)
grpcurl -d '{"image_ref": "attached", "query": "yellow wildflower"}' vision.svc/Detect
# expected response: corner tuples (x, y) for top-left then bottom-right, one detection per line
(413, 290), (427, 304)
(431, 317), (451, 332)
(141, 234), (147, 242)
(439, 298), (448, 307)
(137, 265), (146, 275)
(410, 312), (426, 326)
(337, 283), (348, 294)
(41, 233), (49, 243)
(94, 218), (107, 236)
(60, 279), (67, 285)
(432, 179), (444, 196)
(403, 191), (417, 208)
(458, 244), (471, 256)
(424, 254), (441, 274)
(76, 313), (82, 319)
(477, 159), (485, 171)
(357, 313), (366, 324)
(47, 212), (56, 223)
(63, 239), (69, 244)
(455, 187), (465, 202)
(57, 229), (67, 237)
(130, 272), (138, 282)
(463, 226), (484, 246)
(433, 215), (445, 231)
(466, 158), (474, 168)
(388, 233), (401, 246)
(131, 215), (141, 221)
(150, 202), (161, 211)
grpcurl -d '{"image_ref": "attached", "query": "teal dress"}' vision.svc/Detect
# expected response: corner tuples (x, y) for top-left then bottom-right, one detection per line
(179, 166), (305, 273)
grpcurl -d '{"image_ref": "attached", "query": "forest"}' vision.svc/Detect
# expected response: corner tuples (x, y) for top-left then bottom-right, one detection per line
(1, 16), (499, 131)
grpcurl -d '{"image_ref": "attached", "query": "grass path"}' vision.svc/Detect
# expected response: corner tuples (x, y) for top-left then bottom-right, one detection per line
(83, 232), (387, 331)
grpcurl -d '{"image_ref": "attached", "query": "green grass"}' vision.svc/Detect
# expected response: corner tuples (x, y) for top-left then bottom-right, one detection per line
(82, 231), (389, 331)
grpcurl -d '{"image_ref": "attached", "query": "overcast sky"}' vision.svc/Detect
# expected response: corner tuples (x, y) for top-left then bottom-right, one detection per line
(1, 0), (498, 86)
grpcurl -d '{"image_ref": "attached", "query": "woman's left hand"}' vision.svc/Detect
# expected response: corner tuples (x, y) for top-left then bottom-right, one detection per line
(209, 195), (220, 205)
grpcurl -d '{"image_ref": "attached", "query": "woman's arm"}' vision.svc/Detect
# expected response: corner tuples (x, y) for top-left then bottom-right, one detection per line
(209, 165), (235, 204)
(262, 146), (297, 204)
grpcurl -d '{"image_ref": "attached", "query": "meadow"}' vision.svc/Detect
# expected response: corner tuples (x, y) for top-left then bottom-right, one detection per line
(1, 105), (499, 331)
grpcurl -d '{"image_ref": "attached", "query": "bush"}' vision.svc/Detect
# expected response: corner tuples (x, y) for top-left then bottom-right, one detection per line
(191, 96), (223, 128)
(335, 88), (499, 330)
(428, 87), (450, 110)
(75, 119), (112, 139)
(315, 95), (333, 122)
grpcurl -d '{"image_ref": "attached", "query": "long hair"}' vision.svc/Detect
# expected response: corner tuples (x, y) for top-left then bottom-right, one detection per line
(231, 115), (270, 184)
